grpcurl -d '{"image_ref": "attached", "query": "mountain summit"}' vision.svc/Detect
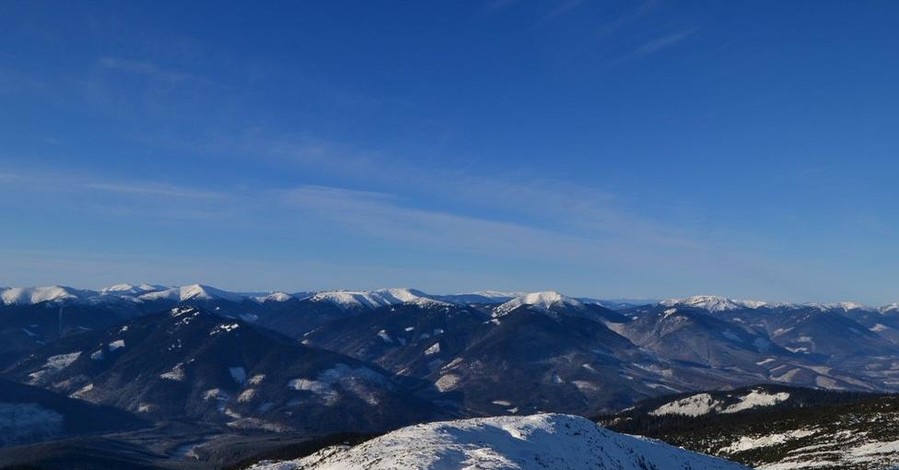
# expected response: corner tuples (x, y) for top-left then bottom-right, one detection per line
(248, 413), (748, 470)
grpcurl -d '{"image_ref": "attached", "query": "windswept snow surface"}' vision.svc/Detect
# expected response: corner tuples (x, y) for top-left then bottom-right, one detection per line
(494, 291), (585, 316)
(248, 414), (747, 470)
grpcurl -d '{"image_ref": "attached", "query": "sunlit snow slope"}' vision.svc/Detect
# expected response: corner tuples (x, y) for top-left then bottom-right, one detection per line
(248, 413), (748, 470)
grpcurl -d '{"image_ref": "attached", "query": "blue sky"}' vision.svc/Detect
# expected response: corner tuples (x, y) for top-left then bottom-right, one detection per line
(1, 1), (898, 303)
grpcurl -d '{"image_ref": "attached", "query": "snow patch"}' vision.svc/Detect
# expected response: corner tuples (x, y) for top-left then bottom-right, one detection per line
(721, 390), (790, 414)
(249, 374), (266, 385)
(28, 352), (82, 383)
(651, 393), (721, 417)
(288, 364), (386, 405)
(70, 383), (94, 399)
(722, 429), (817, 453)
(210, 323), (240, 335)
(161, 364), (186, 381)
(435, 374), (461, 392)
(238, 389), (257, 403)
(377, 329), (393, 343)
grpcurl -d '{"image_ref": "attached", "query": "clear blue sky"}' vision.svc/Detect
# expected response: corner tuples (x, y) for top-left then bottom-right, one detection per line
(1, 1), (898, 303)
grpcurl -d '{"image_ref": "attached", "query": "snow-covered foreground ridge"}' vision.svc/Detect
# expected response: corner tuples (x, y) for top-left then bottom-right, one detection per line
(247, 413), (748, 470)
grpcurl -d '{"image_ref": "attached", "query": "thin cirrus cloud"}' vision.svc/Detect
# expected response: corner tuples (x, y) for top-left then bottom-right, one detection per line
(0, 166), (225, 200)
(278, 183), (735, 272)
(633, 28), (697, 57)
(274, 182), (839, 303)
(0, 163), (844, 300)
(96, 57), (208, 84)
(281, 184), (629, 261)
(85, 182), (226, 200)
(137, 127), (725, 261)
(541, 0), (587, 22)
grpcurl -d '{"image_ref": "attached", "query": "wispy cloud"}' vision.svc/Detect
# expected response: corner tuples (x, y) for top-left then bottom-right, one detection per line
(279, 184), (622, 262)
(85, 182), (225, 200)
(0, 161), (850, 300)
(148, 128), (703, 251)
(541, 0), (587, 22)
(634, 28), (696, 57)
(0, 166), (225, 200)
(596, 0), (660, 38)
(0, 165), (232, 223)
(97, 57), (205, 83)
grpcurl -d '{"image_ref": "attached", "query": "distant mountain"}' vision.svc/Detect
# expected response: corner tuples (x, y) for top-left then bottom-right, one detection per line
(600, 385), (899, 469)
(0, 377), (149, 446)
(618, 301), (899, 391)
(0, 284), (662, 312)
(303, 295), (670, 415)
(247, 413), (749, 470)
(302, 291), (899, 415)
(433, 290), (523, 305)
(3, 306), (440, 436)
(6, 285), (899, 417)
(0, 302), (131, 368)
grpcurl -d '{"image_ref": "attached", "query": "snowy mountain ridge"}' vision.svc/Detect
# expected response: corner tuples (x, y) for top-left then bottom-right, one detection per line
(494, 291), (586, 316)
(2, 285), (896, 313)
(248, 413), (748, 470)
(661, 295), (888, 314)
(309, 288), (450, 310)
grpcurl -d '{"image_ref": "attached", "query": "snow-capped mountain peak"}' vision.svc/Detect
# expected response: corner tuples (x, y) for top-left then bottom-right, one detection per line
(98, 283), (165, 295)
(248, 413), (747, 470)
(494, 291), (585, 316)
(178, 284), (244, 302)
(253, 291), (295, 303)
(880, 303), (899, 314)
(660, 295), (776, 312)
(0, 286), (86, 305)
(135, 284), (245, 303)
(660, 296), (885, 314)
(311, 288), (449, 310)
(814, 301), (871, 312)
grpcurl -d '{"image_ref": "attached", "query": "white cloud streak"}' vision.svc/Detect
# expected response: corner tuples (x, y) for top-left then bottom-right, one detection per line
(97, 57), (206, 84)
(85, 182), (225, 199)
(634, 28), (696, 57)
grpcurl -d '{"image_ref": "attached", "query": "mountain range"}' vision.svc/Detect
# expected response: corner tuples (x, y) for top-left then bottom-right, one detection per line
(4, 284), (899, 468)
